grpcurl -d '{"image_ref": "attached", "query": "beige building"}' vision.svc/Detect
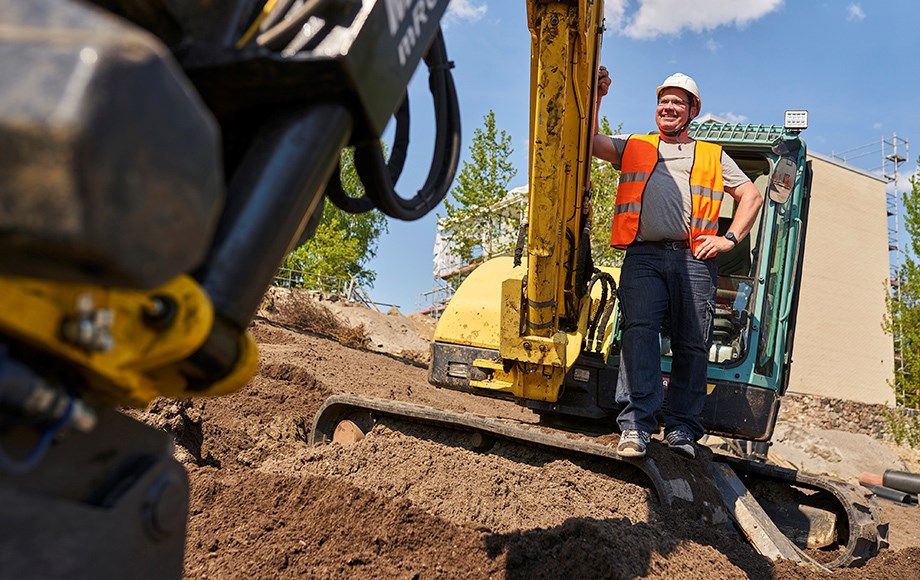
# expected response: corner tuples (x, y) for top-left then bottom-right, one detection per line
(788, 152), (894, 404)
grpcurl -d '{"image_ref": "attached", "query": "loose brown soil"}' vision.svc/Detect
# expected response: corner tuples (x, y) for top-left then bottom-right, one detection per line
(135, 297), (920, 579)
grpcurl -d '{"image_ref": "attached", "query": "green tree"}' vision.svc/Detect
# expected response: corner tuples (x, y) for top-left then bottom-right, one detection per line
(589, 116), (623, 268)
(886, 165), (920, 411)
(280, 148), (387, 293)
(441, 110), (519, 269)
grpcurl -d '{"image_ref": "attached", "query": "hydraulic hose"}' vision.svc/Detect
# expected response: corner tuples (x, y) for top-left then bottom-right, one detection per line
(586, 271), (617, 352)
(574, 227), (593, 301)
(327, 93), (410, 214)
(513, 221), (528, 268)
(350, 27), (461, 221)
(0, 349), (97, 474)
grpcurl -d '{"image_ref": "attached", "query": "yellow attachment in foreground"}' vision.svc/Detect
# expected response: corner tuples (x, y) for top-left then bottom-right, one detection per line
(0, 274), (258, 407)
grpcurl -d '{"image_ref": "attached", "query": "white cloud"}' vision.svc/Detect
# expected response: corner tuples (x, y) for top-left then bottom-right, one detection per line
(873, 122), (883, 130)
(886, 169), (915, 195)
(847, 3), (866, 21)
(705, 38), (721, 53)
(605, 0), (628, 28)
(718, 112), (749, 124)
(606, 0), (784, 40)
(445, 0), (487, 26)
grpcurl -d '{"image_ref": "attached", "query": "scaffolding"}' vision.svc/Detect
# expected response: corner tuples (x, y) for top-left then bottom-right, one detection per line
(831, 134), (910, 379)
(419, 186), (529, 318)
(415, 281), (455, 319)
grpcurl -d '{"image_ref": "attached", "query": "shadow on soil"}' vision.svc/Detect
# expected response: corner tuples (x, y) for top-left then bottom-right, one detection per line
(382, 416), (776, 579)
(483, 515), (775, 579)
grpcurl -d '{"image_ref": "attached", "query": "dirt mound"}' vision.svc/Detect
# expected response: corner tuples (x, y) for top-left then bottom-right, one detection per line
(178, 320), (774, 579)
(128, 293), (920, 578)
(260, 288), (370, 350)
(260, 288), (432, 363)
(407, 312), (437, 341)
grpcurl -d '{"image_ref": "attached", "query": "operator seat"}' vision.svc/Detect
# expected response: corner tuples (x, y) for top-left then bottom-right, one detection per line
(716, 217), (751, 277)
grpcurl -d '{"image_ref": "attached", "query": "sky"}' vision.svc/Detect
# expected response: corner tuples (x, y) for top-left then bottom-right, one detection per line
(365, 0), (920, 312)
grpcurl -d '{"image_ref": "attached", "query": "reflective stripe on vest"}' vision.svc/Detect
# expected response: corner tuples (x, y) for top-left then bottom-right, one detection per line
(609, 134), (658, 249)
(609, 134), (724, 255)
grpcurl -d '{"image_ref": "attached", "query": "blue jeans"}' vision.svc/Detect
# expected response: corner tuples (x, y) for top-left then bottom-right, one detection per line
(615, 244), (717, 440)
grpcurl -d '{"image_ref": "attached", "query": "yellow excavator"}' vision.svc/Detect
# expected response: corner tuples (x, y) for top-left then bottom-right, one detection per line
(311, 0), (888, 570)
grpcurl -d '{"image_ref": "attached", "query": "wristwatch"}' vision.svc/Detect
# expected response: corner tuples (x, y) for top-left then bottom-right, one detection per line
(724, 232), (739, 247)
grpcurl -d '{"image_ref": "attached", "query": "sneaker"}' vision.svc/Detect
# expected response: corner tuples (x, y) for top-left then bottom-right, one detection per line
(617, 429), (650, 458)
(665, 429), (696, 459)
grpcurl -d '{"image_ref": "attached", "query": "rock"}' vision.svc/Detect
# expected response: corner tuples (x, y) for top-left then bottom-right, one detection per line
(771, 422), (906, 484)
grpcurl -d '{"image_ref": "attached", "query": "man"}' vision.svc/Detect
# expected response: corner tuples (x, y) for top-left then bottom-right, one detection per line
(593, 69), (763, 459)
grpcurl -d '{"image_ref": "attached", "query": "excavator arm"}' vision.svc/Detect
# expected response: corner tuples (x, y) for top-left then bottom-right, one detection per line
(0, 1), (458, 577)
(433, 0), (610, 403)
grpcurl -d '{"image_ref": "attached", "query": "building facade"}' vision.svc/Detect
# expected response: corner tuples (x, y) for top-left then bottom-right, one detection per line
(788, 152), (894, 404)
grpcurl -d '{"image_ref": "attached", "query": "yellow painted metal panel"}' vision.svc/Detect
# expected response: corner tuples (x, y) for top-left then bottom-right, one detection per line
(433, 256), (523, 350)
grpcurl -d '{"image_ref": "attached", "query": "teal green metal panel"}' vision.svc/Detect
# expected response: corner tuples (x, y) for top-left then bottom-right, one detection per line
(655, 128), (811, 395)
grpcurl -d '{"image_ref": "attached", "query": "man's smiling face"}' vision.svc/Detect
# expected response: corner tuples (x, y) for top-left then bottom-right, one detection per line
(656, 87), (696, 136)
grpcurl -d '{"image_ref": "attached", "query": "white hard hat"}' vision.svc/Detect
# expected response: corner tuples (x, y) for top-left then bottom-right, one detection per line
(657, 73), (701, 110)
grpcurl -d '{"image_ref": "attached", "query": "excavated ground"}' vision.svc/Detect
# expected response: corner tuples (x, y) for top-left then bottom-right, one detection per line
(135, 294), (920, 579)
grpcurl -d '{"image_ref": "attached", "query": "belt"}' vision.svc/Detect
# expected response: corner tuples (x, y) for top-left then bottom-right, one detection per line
(631, 240), (690, 250)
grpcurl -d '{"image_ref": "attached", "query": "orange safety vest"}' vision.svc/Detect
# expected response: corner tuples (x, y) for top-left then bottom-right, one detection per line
(610, 133), (724, 255)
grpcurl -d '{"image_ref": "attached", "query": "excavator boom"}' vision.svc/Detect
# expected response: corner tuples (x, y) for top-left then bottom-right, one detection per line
(433, 0), (609, 405)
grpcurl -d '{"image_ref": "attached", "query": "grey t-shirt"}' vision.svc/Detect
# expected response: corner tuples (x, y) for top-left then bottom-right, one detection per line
(602, 135), (751, 241)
